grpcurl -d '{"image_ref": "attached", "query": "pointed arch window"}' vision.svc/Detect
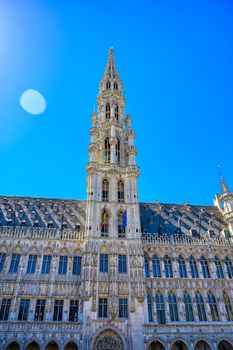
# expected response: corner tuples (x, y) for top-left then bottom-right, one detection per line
(223, 291), (233, 321)
(164, 255), (173, 278)
(178, 255), (187, 278)
(147, 293), (153, 322)
(168, 292), (179, 321)
(144, 255), (149, 278)
(183, 291), (194, 321)
(106, 81), (111, 90)
(114, 81), (118, 90)
(115, 105), (119, 121)
(189, 256), (199, 278)
(115, 138), (121, 163)
(152, 255), (161, 277)
(101, 210), (109, 237)
(104, 138), (111, 164)
(200, 256), (210, 278)
(105, 103), (110, 121)
(208, 291), (219, 321)
(214, 256), (224, 278)
(195, 291), (207, 321)
(225, 256), (233, 279)
(117, 180), (124, 203)
(156, 291), (166, 323)
(102, 179), (109, 202)
(118, 211), (125, 238)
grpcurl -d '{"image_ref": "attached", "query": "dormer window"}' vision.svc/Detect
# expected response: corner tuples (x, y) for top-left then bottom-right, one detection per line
(114, 81), (118, 90)
(106, 81), (111, 90)
(105, 103), (110, 121)
(114, 105), (119, 121)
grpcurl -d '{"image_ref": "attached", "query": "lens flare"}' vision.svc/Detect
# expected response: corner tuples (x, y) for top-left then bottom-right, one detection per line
(20, 89), (46, 115)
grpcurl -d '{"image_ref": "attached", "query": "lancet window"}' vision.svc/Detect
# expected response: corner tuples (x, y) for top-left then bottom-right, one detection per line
(156, 291), (166, 323)
(178, 255), (187, 278)
(115, 138), (121, 163)
(118, 210), (125, 238)
(102, 179), (109, 202)
(101, 209), (109, 237)
(104, 138), (111, 164)
(117, 180), (124, 202)
(105, 103), (110, 121)
(223, 291), (233, 321)
(214, 256), (224, 278)
(183, 291), (194, 321)
(147, 293), (153, 322)
(225, 256), (233, 278)
(168, 292), (179, 321)
(115, 105), (119, 120)
(164, 255), (173, 278)
(106, 81), (111, 90)
(152, 255), (161, 277)
(208, 291), (219, 321)
(189, 256), (199, 278)
(200, 255), (210, 278)
(114, 81), (118, 90)
(195, 291), (207, 321)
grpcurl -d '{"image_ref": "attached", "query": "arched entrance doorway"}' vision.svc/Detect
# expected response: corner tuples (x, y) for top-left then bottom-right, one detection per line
(64, 342), (78, 350)
(93, 329), (124, 350)
(148, 340), (165, 350)
(6, 342), (20, 350)
(171, 341), (188, 350)
(218, 340), (233, 350)
(195, 340), (211, 350)
(45, 342), (59, 350)
(25, 342), (40, 350)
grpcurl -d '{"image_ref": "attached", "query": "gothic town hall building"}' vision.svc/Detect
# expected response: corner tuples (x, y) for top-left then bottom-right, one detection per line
(0, 49), (233, 350)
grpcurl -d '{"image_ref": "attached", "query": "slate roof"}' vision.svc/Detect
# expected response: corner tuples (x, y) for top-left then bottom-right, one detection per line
(0, 196), (229, 238)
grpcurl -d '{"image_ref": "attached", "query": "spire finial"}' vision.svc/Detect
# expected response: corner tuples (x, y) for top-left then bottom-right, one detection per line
(217, 164), (230, 195)
(103, 47), (119, 80)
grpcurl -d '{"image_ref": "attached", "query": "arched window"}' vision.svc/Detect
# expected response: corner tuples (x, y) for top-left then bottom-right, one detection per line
(225, 257), (233, 279)
(114, 81), (118, 90)
(200, 256), (210, 278)
(101, 210), (109, 237)
(156, 291), (166, 323)
(115, 105), (119, 120)
(164, 255), (173, 277)
(102, 179), (109, 202)
(105, 103), (110, 120)
(117, 180), (124, 203)
(115, 138), (121, 163)
(178, 255), (187, 278)
(144, 255), (149, 278)
(223, 291), (233, 321)
(195, 291), (207, 321)
(189, 256), (199, 278)
(104, 138), (111, 164)
(184, 291), (194, 321)
(168, 291), (179, 321)
(208, 291), (219, 321)
(215, 256), (224, 278)
(106, 81), (111, 90)
(152, 255), (161, 277)
(147, 293), (153, 322)
(118, 211), (125, 238)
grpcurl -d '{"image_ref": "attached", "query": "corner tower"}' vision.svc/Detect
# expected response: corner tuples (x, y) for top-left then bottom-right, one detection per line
(82, 49), (146, 350)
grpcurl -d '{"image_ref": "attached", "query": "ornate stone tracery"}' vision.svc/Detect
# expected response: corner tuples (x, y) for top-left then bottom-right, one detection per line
(93, 330), (124, 350)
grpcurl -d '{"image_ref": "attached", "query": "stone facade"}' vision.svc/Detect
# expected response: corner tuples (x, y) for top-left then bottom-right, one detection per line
(0, 49), (233, 350)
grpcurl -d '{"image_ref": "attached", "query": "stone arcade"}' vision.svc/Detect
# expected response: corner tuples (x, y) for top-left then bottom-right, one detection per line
(0, 49), (233, 350)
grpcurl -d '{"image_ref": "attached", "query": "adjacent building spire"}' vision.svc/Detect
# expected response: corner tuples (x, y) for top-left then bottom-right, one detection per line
(220, 176), (230, 195)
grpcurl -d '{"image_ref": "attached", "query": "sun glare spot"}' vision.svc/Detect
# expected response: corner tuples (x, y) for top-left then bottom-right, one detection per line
(20, 89), (46, 115)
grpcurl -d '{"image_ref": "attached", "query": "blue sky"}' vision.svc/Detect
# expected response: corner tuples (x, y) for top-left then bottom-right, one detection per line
(0, 0), (232, 205)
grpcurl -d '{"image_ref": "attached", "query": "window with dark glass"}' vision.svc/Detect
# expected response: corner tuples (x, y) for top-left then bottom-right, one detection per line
(105, 103), (110, 120)
(156, 292), (166, 323)
(101, 210), (109, 237)
(69, 300), (79, 322)
(118, 254), (127, 273)
(106, 81), (111, 90)
(41, 255), (52, 274)
(58, 256), (68, 275)
(189, 256), (199, 278)
(208, 292), (219, 321)
(26, 255), (37, 274)
(118, 211), (125, 239)
(117, 180), (124, 202)
(200, 256), (210, 278)
(104, 138), (111, 163)
(164, 255), (173, 278)
(98, 298), (108, 318)
(100, 254), (108, 273)
(119, 298), (128, 318)
(9, 254), (20, 273)
(114, 81), (118, 90)
(223, 291), (233, 321)
(195, 292), (207, 321)
(214, 256), (224, 278)
(147, 293), (153, 322)
(73, 256), (82, 275)
(168, 292), (179, 321)
(178, 255), (187, 278)
(102, 179), (109, 202)
(0, 253), (6, 273)
(144, 256), (149, 278)
(34, 300), (45, 321)
(0, 299), (11, 321)
(152, 255), (161, 277)
(115, 105), (119, 121)
(184, 292), (194, 321)
(18, 299), (30, 321)
(225, 257), (233, 279)
(53, 300), (63, 321)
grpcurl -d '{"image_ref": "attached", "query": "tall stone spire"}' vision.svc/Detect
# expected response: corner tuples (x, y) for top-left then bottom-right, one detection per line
(103, 47), (119, 80)
(220, 176), (231, 195)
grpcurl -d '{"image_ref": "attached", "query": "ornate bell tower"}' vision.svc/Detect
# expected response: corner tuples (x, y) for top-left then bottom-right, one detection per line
(82, 48), (146, 350)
